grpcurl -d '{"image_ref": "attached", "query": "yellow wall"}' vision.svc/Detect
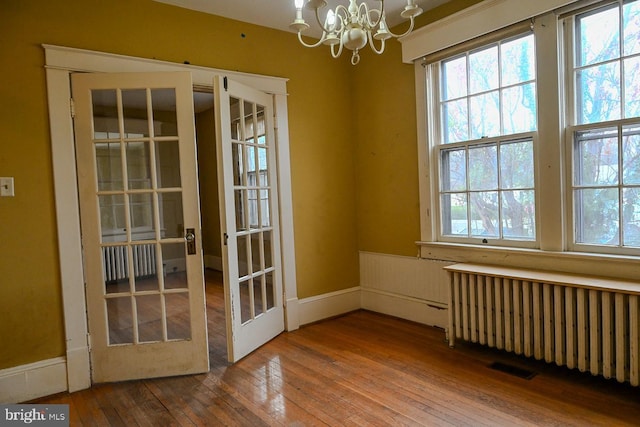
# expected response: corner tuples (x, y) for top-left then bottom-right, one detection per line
(0, 0), (480, 370)
(195, 108), (222, 259)
(354, 0), (484, 256)
(0, 0), (356, 369)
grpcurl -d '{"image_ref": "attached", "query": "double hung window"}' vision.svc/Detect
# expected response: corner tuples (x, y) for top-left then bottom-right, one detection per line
(429, 32), (537, 246)
(567, 0), (640, 253)
(422, 0), (640, 257)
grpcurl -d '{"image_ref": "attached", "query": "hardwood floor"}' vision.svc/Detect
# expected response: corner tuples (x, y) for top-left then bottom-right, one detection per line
(34, 269), (640, 426)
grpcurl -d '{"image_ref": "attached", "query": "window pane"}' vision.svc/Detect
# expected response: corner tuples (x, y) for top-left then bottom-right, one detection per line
(442, 99), (468, 143)
(469, 45), (499, 94)
(441, 193), (467, 236)
(440, 148), (466, 191)
(622, 187), (640, 247)
(129, 193), (156, 240)
(122, 89), (149, 137)
(500, 140), (534, 189)
(92, 89), (119, 140)
(624, 56), (640, 119)
(501, 34), (535, 86)
(470, 191), (499, 237)
(577, 5), (619, 67)
(575, 188), (619, 244)
(442, 56), (467, 100)
(622, 126), (640, 184)
(501, 190), (536, 239)
(469, 145), (497, 190)
(577, 63), (621, 124)
(502, 83), (537, 134)
(574, 128), (619, 186)
(126, 141), (151, 190)
(107, 297), (133, 345)
(470, 92), (500, 139)
(151, 88), (177, 137)
(156, 141), (182, 188)
(100, 194), (126, 243)
(165, 293), (191, 340)
(96, 142), (123, 191)
(624, 0), (640, 56)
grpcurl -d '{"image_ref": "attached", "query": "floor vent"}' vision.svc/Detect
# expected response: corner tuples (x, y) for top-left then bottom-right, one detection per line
(489, 361), (537, 380)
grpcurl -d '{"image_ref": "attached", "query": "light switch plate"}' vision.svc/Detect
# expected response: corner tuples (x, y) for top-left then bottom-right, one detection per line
(0, 177), (15, 197)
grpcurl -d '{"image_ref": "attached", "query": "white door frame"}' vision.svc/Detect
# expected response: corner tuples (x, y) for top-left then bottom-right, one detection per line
(44, 44), (299, 392)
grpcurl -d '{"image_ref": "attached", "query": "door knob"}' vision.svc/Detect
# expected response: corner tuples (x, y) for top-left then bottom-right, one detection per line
(185, 228), (196, 255)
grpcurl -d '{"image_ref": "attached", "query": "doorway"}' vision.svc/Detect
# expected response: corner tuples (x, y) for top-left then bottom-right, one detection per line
(193, 90), (228, 366)
(45, 44), (300, 392)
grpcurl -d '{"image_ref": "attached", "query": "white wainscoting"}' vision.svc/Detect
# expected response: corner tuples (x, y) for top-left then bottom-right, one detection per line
(0, 357), (68, 403)
(360, 252), (453, 328)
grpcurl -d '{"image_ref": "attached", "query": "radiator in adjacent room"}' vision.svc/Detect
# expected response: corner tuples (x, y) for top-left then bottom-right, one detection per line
(444, 263), (640, 386)
(102, 244), (157, 282)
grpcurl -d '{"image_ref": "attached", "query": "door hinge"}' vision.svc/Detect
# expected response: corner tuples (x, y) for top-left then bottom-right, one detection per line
(224, 232), (229, 246)
(223, 76), (228, 92)
(86, 333), (91, 349)
(70, 98), (76, 118)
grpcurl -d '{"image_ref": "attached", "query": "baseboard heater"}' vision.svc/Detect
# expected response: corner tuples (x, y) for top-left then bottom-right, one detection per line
(102, 244), (157, 283)
(444, 263), (640, 386)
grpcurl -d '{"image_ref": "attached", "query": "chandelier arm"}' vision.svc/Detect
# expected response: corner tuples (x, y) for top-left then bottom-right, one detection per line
(313, 7), (331, 33)
(378, 16), (417, 39)
(330, 40), (344, 58)
(357, 2), (383, 29)
(314, 5), (348, 34)
(333, 5), (348, 32)
(297, 31), (328, 48)
(368, 32), (386, 54)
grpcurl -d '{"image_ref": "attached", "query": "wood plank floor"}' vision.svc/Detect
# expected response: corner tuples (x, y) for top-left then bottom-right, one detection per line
(34, 269), (640, 426)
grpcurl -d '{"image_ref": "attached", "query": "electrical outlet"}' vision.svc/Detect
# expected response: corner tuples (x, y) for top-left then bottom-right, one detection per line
(0, 177), (15, 197)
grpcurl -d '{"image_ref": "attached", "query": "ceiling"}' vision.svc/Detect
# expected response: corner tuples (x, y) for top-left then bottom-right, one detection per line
(153, 0), (451, 38)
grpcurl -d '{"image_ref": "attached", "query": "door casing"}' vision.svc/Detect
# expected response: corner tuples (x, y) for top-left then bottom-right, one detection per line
(44, 44), (299, 392)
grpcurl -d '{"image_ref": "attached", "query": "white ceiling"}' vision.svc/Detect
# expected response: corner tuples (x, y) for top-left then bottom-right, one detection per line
(154, 0), (451, 38)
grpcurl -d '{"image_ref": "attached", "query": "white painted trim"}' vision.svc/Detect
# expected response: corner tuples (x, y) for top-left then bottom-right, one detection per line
(45, 67), (91, 393)
(298, 287), (361, 326)
(204, 254), (223, 271)
(44, 44), (298, 391)
(361, 288), (448, 328)
(43, 45), (288, 95)
(273, 93), (300, 332)
(400, 0), (577, 63)
(0, 358), (68, 403)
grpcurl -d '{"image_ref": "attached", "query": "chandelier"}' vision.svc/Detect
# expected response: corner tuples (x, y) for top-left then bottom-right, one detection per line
(290, 0), (423, 65)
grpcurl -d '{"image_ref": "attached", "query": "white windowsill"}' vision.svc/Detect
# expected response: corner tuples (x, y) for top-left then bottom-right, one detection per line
(416, 241), (640, 283)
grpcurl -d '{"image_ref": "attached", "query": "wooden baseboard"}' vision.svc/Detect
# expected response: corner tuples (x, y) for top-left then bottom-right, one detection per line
(0, 357), (68, 403)
(298, 287), (361, 326)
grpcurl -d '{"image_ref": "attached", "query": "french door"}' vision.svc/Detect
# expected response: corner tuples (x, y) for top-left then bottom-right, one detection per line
(214, 76), (285, 362)
(72, 71), (209, 382)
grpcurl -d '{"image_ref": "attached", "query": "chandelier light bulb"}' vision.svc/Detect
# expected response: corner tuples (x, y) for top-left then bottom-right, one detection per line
(290, 0), (423, 65)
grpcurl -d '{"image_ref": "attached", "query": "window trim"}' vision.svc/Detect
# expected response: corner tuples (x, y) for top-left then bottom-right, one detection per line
(563, 4), (640, 256)
(415, 12), (566, 254)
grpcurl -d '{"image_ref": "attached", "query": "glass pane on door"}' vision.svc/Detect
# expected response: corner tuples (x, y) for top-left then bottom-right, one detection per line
(228, 94), (277, 324)
(90, 86), (191, 347)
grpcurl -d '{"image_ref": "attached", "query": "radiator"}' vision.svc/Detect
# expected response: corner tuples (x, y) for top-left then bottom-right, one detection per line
(444, 264), (640, 386)
(102, 244), (157, 282)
